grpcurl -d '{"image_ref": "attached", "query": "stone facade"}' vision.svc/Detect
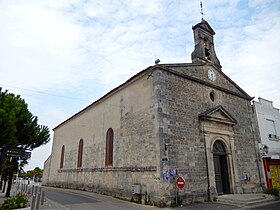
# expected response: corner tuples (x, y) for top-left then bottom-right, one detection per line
(43, 19), (262, 205)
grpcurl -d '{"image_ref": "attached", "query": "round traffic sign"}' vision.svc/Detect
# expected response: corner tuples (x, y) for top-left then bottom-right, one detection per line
(176, 177), (185, 189)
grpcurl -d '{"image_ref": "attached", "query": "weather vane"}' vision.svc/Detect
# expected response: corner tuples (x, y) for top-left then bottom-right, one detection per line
(200, 1), (205, 20)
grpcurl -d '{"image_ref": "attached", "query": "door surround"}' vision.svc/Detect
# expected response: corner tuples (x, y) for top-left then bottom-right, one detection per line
(199, 106), (241, 195)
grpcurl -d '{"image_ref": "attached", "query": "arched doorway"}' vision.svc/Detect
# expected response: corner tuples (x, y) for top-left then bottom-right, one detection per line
(213, 140), (230, 195)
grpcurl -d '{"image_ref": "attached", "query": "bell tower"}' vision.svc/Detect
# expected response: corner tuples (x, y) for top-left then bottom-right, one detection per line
(191, 19), (221, 69)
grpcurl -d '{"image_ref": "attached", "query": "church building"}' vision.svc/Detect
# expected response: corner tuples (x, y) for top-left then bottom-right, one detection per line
(43, 19), (262, 204)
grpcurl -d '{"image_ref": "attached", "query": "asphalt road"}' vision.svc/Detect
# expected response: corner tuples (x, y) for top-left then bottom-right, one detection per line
(41, 187), (280, 210)
(245, 201), (280, 210)
(41, 187), (157, 210)
(44, 187), (99, 205)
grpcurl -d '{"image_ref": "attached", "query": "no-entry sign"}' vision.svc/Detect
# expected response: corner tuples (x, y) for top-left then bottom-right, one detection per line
(176, 177), (185, 189)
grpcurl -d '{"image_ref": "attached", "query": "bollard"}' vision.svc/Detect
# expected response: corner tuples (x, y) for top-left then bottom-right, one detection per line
(36, 188), (42, 209)
(41, 190), (45, 205)
(17, 183), (20, 193)
(34, 186), (38, 196)
(31, 195), (36, 210)
(31, 185), (35, 195)
(16, 182), (20, 193)
(20, 184), (23, 193)
(27, 185), (31, 194)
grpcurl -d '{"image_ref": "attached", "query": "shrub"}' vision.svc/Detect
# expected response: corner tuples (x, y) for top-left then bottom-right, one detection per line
(0, 193), (29, 210)
(263, 187), (279, 197)
(153, 199), (167, 208)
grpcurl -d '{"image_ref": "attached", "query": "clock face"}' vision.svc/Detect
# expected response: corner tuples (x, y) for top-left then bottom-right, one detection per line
(208, 68), (216, 81)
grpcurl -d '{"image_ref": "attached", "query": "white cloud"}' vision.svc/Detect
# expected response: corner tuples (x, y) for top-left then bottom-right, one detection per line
(0, 1), (86, 91)
(216, 0), (280, 108)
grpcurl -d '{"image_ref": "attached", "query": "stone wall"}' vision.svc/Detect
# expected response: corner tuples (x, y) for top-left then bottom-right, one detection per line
(46, 70), (165, 201)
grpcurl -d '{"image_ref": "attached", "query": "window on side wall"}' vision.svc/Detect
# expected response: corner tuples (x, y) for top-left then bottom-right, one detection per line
(266, 119), (278, 140)
(77, 139), (83, 168)
(60, 145), (65, 169)
(105, 128), (114, 166)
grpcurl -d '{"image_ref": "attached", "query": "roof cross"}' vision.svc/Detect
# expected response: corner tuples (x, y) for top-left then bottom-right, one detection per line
(200, 1), (205, 20)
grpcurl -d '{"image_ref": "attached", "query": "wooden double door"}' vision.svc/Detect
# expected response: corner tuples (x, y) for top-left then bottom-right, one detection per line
(213, 141), (230, 195)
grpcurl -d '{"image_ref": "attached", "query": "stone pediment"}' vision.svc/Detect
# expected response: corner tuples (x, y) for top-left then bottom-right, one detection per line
(199, 106), (237, 125)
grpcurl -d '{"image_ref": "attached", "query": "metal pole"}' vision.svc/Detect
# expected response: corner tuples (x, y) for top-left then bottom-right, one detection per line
(31, 195), (36, 210)
(176, 189), (178, 205)
(175, 178), (178, 205)
(36, 187), (42, 209)
(20, 183), (23, 193)
(17, 182), (20, 193)
(34, 185), (38, 196)
(27, 184), (31, 194)
(41, 190), (45, 205)
(31, 185), (34, 195)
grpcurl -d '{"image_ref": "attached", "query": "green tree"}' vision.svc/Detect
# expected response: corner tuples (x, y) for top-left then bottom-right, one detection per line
(26, 167), (43, 182)
(0, 88), (50, 197)
(0, 88), (50, 149)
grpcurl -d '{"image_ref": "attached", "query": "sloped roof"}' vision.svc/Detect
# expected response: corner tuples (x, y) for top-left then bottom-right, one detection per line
(53, 62), (252, 130)
(192, 19), (215, 35)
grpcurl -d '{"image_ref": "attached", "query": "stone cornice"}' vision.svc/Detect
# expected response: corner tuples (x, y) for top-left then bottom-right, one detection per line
(58, 166), (157, 173)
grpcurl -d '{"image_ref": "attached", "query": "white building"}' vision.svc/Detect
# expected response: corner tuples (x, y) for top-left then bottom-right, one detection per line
(253, 97), (280, 189)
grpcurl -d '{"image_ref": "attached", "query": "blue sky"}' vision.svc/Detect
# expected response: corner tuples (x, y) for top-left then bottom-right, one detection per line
(0, 0), (279, 171)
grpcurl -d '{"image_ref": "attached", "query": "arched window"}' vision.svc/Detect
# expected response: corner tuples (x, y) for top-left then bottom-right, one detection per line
(204, 37), (211, 60)
(77, 139), (83, 168)
(60, 145), (65, 169)
(213, 140), (226, 155)
(105, 128), (114, 166)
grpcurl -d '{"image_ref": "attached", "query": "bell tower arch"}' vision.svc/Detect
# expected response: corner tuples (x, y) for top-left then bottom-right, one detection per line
(191, 19), (221, 68)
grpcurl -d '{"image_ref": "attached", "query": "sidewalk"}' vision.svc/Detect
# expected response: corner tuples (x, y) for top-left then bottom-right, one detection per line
(0, 183), (37, 210)
(1, 184), (279, 210)
(0, 183), (18, 204)
(217, 193), (276, 206)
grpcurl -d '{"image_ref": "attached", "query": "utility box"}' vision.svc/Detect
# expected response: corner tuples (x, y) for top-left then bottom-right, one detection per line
(132, 184), (141, 194)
